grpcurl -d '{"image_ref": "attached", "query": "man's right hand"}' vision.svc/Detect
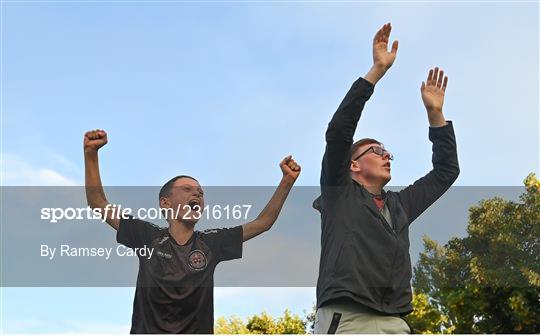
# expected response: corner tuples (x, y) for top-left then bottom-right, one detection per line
(84, 129), (108, 153)
(365, 23), (399, 85)
(372, 22), (398, 71)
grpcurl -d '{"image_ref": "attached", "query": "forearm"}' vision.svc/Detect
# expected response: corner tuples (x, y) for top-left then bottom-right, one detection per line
(326, 76), (374, 143)
(364, 64), (387, 86)
(430, 121), (460, 180)
(242, 176), (295, 241)
(256, 176), (295, 229)
(397, 122), (459, 223)
(322, 75), (375, 187)
(84, 150), (108, 209)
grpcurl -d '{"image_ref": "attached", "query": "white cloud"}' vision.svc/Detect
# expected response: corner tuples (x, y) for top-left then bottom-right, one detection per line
(1, 153), (79, 186)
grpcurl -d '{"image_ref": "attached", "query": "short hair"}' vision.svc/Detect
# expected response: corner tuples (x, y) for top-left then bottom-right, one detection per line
(159, 175), (198, 200)
(350, 138), (382, 160)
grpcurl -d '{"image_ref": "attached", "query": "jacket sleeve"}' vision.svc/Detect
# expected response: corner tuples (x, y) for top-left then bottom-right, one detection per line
(321, 77), (375, 188)
(397, 121), (460, 224)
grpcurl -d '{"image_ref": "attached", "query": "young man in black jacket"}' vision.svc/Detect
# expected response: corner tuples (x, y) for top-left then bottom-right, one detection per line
(313, 23), (460, 334)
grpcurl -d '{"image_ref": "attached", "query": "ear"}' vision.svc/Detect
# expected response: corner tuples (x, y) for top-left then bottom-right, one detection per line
(350, 160), (362, 173)
(159, 196), (171, 209)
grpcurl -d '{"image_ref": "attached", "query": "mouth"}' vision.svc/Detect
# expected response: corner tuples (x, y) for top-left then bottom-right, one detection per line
(188, 199), (201, 209)
(383, 162), (391, 170)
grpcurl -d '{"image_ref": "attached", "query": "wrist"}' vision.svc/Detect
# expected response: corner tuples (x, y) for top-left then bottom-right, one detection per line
(281, 175), (296, 186)
(426, 106), (443, 114)
(428, 113), (447, 127)
(84, 148), (99, 157)
(370, 64), (388, 79)
(372, 63), (389, 73)
(364, 65), (387, 85)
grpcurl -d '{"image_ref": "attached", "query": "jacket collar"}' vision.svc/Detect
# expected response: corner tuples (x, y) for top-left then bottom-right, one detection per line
(352, 179), (387, 200)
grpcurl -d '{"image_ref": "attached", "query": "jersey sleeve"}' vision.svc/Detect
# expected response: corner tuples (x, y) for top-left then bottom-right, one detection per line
(116, 215), (163, 249)
(201, 226), (243, 262)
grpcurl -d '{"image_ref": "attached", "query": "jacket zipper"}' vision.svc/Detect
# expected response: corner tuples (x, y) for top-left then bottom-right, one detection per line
(379, 212), (398, 308)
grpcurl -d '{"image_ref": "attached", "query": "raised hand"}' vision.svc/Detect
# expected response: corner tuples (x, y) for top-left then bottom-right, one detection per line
(364, 23), (399, 85)
(84, 129), (108, 153)
(372, 22), (399, 71)
(421, 67), (448, 127)
(280, 155), (301, 182)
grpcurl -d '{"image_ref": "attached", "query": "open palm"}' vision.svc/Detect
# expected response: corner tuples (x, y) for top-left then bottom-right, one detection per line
(421, 67), (448, 112)
(373, 23), (398, 70)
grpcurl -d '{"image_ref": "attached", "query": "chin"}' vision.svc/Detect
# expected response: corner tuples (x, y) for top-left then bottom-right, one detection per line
(185, 218), (200, 226)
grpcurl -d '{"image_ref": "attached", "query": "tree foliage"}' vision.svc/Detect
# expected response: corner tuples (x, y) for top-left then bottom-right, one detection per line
(404, 292), (451, 334)
(411, 173), (540, 333)
(215, 315), (249, 334)
(216, 309), (306, 334)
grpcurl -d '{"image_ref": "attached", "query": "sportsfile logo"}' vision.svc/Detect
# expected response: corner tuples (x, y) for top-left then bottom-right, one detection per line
(40, 204), (253, 223)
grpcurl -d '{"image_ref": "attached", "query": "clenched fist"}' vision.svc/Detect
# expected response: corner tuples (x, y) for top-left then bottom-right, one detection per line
(84, 129), (108, 153)
(280, 155), (301, 182)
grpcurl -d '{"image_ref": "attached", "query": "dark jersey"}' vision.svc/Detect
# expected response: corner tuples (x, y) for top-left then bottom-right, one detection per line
(117, 216), (243, 334)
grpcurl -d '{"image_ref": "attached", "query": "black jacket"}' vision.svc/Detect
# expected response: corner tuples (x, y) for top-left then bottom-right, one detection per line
(314, 77), (460, 315)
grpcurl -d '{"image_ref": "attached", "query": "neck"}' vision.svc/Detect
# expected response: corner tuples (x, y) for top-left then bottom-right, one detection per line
(364, 184), (383, 196)
(353, 176), (384, 195)
(168, 220), (195, 245)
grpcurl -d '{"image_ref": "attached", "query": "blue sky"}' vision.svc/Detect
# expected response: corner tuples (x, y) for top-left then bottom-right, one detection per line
(1, 1), (538, 333)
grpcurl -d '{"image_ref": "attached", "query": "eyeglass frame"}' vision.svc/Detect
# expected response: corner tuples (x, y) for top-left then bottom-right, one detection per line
(352, 145), (394, 161)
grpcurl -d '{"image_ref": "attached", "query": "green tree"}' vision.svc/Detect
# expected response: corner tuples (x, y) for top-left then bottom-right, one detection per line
(303, 304), (316, 334)
(246, 311), (278, 334)
(215, 315), (249, 334)
(216, 310), (307, 334)
(404, 291), (452, 334)
(412, 173), (540, 333)
(275, 309), (307, 334)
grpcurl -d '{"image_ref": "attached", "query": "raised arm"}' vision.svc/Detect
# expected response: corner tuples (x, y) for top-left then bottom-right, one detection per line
(397, 67), (460, 225)
(321, 23), (399, 187)
(242, 156), (301, 242)
(84, 129), (120, 230)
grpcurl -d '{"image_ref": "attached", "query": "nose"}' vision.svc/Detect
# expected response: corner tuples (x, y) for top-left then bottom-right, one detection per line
(382, 150), (393, 161)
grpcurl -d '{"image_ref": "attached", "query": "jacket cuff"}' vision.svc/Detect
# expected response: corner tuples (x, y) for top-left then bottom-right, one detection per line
(428, 120), (454, 140)
(354, 77), (375, 97)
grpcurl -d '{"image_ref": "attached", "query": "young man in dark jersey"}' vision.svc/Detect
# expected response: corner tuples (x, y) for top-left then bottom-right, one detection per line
(313, 23), (460, 333)
(84, 130), (301, 333)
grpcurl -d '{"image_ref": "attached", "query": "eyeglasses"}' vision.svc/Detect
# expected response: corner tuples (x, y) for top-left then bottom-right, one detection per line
(353, 146), (394, 161)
